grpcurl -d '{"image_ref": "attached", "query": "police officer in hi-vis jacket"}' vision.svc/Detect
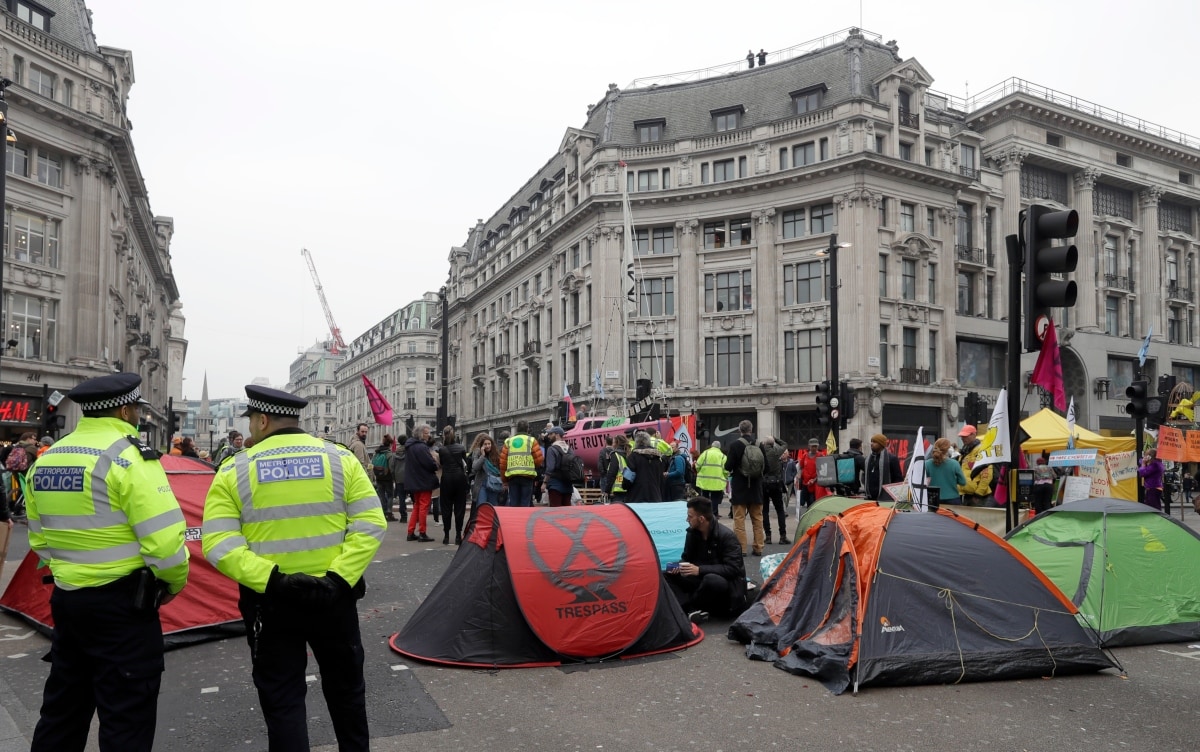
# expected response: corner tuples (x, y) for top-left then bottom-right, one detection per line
(27, 372), (190, 752)
(203, 384), (386, 751)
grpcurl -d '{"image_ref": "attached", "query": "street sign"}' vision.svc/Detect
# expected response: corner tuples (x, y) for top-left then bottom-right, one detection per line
(830, 408), (840, 420)
(829, 396), (840, 409)
(1035, 315), (1050, 342)
(48, 390), (65, 406)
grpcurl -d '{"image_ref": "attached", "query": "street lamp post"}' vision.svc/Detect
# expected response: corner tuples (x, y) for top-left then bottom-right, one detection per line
(0, 79), (12, 388)
(437, 286), (450, 430)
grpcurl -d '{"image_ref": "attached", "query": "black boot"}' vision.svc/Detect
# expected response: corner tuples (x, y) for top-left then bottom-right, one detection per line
(442, 532), (450, 545)
(455, 532), (463, 545)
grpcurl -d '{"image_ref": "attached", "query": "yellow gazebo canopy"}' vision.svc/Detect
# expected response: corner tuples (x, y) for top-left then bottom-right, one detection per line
(1019, 408), (1135, 454)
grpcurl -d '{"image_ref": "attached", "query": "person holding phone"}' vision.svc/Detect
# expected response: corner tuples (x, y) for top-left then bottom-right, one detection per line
(664, 496), (747, 623)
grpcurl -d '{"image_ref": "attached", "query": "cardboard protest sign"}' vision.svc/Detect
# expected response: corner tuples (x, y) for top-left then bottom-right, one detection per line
(1105, 450), (1138, 483)
(1158, 425), (1186, 462)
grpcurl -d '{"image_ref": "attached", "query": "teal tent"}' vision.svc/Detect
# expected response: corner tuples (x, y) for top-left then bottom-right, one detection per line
(1006, 498), (1200, 646)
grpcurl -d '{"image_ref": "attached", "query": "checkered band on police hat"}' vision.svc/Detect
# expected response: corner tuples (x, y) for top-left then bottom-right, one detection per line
(75, 386), (144, 412)
(245, 397), (302, 416)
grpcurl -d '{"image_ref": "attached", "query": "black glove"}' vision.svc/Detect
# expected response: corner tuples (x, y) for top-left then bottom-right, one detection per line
(328, 571), (368, 600)
(266, 568), (331, 607)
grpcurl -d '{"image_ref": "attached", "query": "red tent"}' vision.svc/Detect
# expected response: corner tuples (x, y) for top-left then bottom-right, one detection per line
(391, 504), (703, 667)
(0, 454), (243, 648)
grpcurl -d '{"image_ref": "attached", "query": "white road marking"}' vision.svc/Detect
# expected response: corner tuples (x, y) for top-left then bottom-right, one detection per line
(201, 687), (219, 694)
(1156, 648), (1200, 660)
(390, 664), (409, 671)
(7, 653), (28, 659)
(306, 675), (317, 683)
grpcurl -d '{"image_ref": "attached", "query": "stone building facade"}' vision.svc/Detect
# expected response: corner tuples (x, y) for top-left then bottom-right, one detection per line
(1, 0), (184, 444)
(442, 29), (1199, 450)
(332, 294), (440, 448)
(286, 339), (344, 439)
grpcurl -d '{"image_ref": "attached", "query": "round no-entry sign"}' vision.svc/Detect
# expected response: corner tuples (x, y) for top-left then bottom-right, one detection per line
(1035, 315), (1050, 341)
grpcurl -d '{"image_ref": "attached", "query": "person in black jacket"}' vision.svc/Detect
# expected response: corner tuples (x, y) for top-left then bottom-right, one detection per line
(665, 496), (747, 621)
(864, 433), (903, 501)
(436, 427), (471, 545)
(624, 432), (665, 503)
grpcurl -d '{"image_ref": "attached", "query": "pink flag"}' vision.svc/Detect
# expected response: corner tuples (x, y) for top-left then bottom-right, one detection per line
(362, 375), (393, 426)
(1031, 318), (1067, 411)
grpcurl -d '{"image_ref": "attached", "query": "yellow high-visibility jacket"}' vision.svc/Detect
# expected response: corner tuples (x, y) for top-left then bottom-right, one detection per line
(27, 417), (189, 593)
(202, 431), (385, 592)
(695, 447), (729, 492)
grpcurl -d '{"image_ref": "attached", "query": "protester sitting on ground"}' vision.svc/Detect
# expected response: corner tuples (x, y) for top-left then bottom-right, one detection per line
(923, 437), (966, 508)
(664, 496), (748, 623)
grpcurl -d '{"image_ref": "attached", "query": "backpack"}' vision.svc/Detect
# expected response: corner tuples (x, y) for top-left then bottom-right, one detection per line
(5, 446), (30, 473)
(371, 451), (391, 480)
(556, 446), (586, 485)
(683, 455), (697, 489)
(739, 438), (765, 480)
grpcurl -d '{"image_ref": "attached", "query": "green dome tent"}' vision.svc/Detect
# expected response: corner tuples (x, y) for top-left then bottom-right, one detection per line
(1006, 498), (1200, 646)
(796, 496), (892, 537)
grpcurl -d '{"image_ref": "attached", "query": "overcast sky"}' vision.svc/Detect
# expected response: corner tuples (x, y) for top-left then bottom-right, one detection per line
(84, 0), (1200, 399)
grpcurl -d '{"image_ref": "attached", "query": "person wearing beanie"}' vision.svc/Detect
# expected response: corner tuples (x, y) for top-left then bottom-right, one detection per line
(865, 434), (901, 501)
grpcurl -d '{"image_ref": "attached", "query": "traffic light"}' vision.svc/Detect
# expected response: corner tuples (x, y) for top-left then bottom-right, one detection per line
(815, 380), (832, 428)
(963, 391), (981, 426)
(1126, 379), (1164, 419)
(1023, 204), (1079, 352)
(41, 402), (64, 438)
(838, 382), (855, 429)
(1152, 375), (1176, 427)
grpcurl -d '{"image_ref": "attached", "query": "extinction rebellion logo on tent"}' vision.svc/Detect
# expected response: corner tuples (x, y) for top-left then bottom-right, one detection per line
(880, 616), (905, 634)
(503, 506), (660, 657)
(525, 510), (629, 619)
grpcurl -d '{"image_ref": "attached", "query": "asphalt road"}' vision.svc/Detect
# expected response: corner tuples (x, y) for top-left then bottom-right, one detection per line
(2, 507), (1199, 752)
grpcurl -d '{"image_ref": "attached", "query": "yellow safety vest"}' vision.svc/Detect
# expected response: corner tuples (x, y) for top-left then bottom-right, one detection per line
(504, 435), (537, 478)
(695, 447), (728, 491)
(610, 453), (629, 495)
(26, 416), (190, 593)
(202, 432), (386, 593)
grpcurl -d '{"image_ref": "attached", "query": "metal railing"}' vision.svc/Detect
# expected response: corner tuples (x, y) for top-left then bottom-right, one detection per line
(898, 110), (919, 129)
(955, 245), (989, 265)
(494, 354), (511, 369)
(627, 28), (883, 89)
(1104, 274), (1133, 291)
(521, 341), (541, 358)
(471, 364), (486, 378)
(1167, 284), (1195, 302)
(126, 314), (140, 330)
(959, 166), (979, 180)
(926, 78), (1200, 151)
(900, 367), (931, 385)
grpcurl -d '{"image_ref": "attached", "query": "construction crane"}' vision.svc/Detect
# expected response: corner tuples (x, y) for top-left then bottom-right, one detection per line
(300, 248), (348, 355)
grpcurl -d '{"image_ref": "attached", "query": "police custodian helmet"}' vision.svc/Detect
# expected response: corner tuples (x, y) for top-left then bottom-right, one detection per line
(240, 385), (308, 417)
(66, 372), (154, 412)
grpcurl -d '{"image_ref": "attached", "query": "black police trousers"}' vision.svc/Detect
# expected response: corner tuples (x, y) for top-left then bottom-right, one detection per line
(239, 586), (369, 752)
(31, 574), (165, 752)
